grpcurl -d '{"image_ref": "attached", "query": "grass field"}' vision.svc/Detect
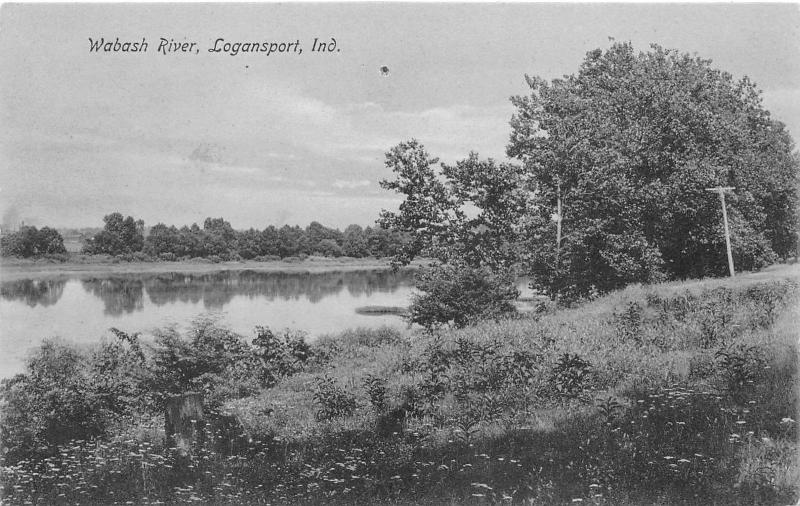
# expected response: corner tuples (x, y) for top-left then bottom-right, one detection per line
(1, 265), (798, 504)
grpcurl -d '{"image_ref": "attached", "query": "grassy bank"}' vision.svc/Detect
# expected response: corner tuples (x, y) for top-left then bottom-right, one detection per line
(1, 266), (798, 504)
(0, 255), (427, 282)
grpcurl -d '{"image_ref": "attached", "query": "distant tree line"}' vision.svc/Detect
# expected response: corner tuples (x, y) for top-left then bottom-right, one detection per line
(0, 226), (66, 257)
(138, 216), (407, 261)
(1, 211), (407, 260)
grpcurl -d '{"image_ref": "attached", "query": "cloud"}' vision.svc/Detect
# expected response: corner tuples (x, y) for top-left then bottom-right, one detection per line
(333, 179), (371, 189)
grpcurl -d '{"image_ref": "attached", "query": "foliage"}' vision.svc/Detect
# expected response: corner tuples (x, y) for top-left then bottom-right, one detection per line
(251, 326), (311, 387)
(379, 141), (531, 270)
(84, 212), (145, 255)
(1, 269), (798, 505)
(0, 340), (106, 462)
(142, 217), (406, 261)
(715, 343), (767, 398)
(312, 375), (358, 421)
(408, 262), (519, 330)
(508, 42), (799, 300)
(363, 374), (388, 412)
(551, 353), (592, 399)
(0, 226), (67, 257)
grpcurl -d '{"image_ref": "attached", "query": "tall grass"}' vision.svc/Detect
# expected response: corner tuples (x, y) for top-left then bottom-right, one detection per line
(1, 266), (798, 504)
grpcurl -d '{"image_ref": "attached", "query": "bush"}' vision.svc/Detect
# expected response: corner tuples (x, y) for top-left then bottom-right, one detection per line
(313, 375), (358, 421)
(0, 340), (108, 463)
(408, 263), (519, 330)
(0, 226), (67, 257)
(551, 353), (592, 399)
(715, 344), (767, 400)
(251, 326), (311, 386)
(363, 374), (388, 412)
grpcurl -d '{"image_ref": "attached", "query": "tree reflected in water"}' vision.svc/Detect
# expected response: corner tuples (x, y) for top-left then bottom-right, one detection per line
(80, 277), (145, 316)
(143, 270), (415, 308)
(0, 279), (67, 307)
(19, 269), (417, 314)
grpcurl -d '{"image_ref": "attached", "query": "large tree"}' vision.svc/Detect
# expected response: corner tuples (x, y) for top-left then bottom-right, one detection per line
(85, 213), (145, 255)
(378, 140), (530, 327)
(508, 42), (799, 299)
(379, 140), (531, 270)
(0, 226), (66, 257)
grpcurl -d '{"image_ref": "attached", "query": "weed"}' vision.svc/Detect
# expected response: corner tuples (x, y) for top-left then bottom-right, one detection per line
(551, 353), (592, 399)
(715, 344), (767, 401)
(312, 375), (358, 421)
(615, 301), (643, 343)
(363, 374), (388, 412)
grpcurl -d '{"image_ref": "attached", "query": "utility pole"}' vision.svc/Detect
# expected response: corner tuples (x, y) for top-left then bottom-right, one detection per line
(705, 186), (736, 277)
(554, 179), (563, 305)
(556, 180), (562, 271)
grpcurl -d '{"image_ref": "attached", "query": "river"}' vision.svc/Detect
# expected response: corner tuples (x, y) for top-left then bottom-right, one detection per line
(0, 269), (417, 377)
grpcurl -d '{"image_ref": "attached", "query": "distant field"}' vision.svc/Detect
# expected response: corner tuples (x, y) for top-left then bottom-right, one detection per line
(0, 255), (427, 282)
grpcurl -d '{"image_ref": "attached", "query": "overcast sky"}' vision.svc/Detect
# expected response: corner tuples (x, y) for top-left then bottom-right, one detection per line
(1, 3), (798, 230)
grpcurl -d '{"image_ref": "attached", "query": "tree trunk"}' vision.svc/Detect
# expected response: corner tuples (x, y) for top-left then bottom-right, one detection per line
(165, 392), (204, 456)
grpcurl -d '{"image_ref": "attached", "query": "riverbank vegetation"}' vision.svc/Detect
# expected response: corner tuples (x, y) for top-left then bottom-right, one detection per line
(379, 42), (798, 322)
(2, 40), (799, 505)
(1, 215), (408, 263)
(1, 266), (798, 504)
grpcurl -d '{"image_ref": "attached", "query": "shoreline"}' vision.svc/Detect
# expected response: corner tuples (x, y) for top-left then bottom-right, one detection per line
(0, 257), (427, 282)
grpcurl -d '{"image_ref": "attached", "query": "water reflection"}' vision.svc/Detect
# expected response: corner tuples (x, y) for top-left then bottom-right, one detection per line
(81, 278), (145, 316)
(143, 270), (413, 308)
(0, 279), (67, 307)
(1, 269), (417, 314)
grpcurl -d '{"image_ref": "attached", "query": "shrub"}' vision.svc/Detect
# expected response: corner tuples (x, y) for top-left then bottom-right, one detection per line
(0, 340), (107, 463)
(312, 375), (358, 421)
(251, 326), (311, 386)
(87, 329), (149, 414)
(715, 344), (767, 400)
(408, 263), (519, 330)
(363, 374), (388, 412)
(614, 301), (643, 343)
(551, 353), (592, 399)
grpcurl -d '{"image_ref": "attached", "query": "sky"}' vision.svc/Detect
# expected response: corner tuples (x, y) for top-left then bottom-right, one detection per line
(1, 3), (799, 230)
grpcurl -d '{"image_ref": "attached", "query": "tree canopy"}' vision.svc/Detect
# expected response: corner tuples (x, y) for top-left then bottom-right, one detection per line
(380, 42), (799, 305)
(84, 213), (145, 255)
(378, 140), (531, 270)
(507, 42), (799, 299)
(0, 226), (66, 257)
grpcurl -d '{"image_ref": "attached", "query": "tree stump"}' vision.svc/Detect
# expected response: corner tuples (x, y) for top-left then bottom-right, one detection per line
(165, 392), (204, 455)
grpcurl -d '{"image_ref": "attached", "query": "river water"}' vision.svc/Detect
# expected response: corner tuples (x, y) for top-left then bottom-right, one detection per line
(0, 269), (418, 377)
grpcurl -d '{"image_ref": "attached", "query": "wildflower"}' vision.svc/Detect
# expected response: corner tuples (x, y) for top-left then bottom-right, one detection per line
(472, 483), (493, 490)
